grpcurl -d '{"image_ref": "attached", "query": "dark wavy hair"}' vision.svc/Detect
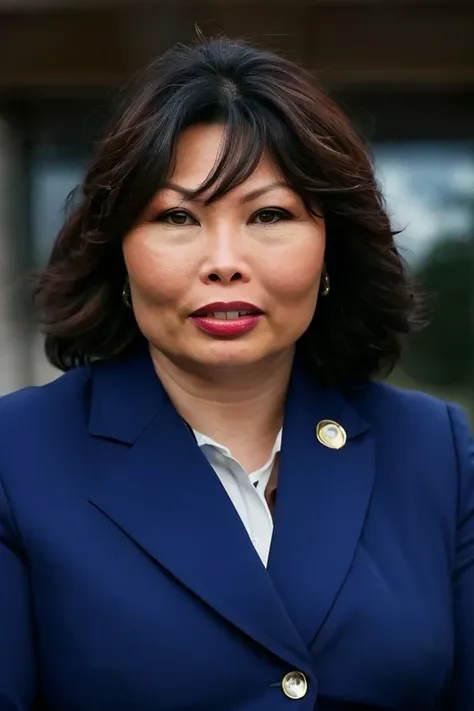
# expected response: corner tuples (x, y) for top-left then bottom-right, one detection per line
(35, 36), (416, 383)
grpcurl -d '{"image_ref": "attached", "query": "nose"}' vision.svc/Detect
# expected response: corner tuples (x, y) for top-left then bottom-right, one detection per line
(199, 228), (251, 286)
(207, 270), (242, 283)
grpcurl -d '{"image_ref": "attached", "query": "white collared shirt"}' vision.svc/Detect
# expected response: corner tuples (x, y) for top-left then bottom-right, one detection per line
(193, 429), (282, 566)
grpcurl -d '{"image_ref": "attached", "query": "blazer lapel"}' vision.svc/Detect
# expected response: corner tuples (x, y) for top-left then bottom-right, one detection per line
(87, 348), (312, 674)
(267, 364), (374, 646)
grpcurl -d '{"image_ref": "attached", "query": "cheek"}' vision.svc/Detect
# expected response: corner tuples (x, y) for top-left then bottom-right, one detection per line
(265, 234), (325, 303)
(123, 231), (195, 304)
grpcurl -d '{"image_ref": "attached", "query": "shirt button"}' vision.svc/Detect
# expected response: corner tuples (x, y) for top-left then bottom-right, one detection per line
(281, 671), (308, 699)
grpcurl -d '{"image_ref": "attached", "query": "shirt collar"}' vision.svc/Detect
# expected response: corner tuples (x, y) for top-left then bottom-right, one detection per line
(193, 428), (282, 461)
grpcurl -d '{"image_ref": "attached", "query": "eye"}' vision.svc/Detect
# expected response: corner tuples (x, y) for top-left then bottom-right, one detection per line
(251, 208), (293, 225)
(155, 210), (198, 226)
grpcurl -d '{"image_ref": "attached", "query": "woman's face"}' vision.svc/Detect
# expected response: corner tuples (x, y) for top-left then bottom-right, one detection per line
(123, 123), (326, 372)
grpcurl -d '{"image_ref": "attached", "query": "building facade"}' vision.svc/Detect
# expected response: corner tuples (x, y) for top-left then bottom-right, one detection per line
(0, 0), (473, 396)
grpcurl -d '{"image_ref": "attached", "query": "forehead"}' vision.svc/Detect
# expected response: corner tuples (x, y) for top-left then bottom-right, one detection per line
(169, 122), (283, 194)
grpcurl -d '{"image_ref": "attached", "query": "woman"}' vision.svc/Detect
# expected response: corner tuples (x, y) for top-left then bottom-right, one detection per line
(0, 37), (472, 711)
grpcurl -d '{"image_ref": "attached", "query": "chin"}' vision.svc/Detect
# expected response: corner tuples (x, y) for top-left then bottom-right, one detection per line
(187, 340), (284, 370)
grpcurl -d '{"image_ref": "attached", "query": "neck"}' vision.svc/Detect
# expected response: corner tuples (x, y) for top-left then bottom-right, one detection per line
(149, 347), (294, 470)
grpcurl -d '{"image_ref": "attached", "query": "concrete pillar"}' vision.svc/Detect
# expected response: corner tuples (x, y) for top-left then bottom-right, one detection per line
(0, 116), (29, 395)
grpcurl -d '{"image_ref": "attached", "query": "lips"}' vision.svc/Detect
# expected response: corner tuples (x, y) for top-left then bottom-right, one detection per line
(190, 302), (263, 319)
(199, 310), (255, 319)
(189, 301), (263, 337)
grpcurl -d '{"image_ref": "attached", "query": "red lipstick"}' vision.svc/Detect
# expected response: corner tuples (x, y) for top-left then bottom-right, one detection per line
(189, 301), (263, 337)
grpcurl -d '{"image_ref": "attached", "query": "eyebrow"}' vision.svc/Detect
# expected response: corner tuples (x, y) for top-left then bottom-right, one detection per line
(162, 180), (290, 204)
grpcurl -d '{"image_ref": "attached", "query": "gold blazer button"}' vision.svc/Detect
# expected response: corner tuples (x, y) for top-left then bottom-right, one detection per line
(281, 671), (308, 699)
(316, 420), (347, 450)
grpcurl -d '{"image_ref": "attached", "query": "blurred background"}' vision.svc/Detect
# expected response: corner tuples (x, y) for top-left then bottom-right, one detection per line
(0, 0), (473, 418)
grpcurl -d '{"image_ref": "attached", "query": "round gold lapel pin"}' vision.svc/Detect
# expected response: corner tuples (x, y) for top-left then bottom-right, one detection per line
(316, 420), (347, 450)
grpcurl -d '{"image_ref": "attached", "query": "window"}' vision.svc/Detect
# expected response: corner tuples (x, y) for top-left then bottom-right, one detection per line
(375, 141), (474, 417)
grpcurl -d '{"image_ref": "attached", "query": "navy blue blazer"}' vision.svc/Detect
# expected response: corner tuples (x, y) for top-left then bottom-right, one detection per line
(0, 347), (473, 710)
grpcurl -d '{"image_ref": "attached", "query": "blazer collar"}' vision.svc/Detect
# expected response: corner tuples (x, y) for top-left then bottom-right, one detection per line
(88, 347), (372, 666)
(267, 360), (373, 646)
(88, 345), (168, 444)
(88, 346), (368, 445)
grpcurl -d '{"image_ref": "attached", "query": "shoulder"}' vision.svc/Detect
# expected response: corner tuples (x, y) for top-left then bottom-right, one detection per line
(0, 367), (94, 506)
(0, 366), (91, 447)
(352, 379), (467, 434)
(0, 365), (90, 416)
(353, 380), (472, 490)
(352, 382), (473, 531)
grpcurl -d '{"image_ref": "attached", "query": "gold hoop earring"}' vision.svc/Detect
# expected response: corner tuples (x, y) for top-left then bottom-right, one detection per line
(320, 266), (330, 297)
(122, 279), (133, 309)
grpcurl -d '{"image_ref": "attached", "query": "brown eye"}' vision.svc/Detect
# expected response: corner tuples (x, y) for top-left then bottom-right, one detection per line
(158, 210), (197, 226)
(252, 208), (292, 225)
